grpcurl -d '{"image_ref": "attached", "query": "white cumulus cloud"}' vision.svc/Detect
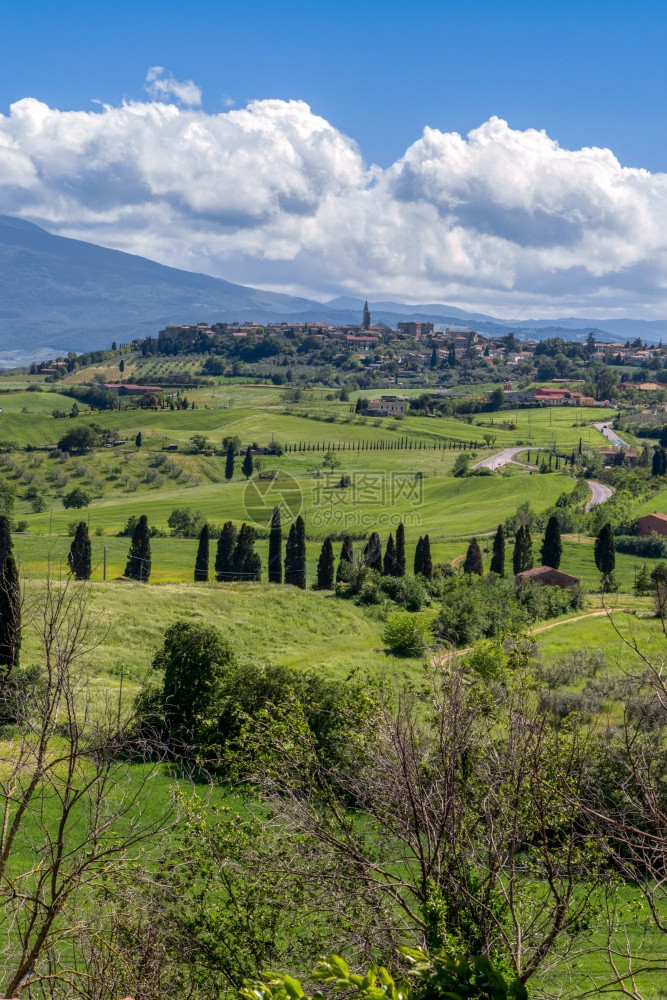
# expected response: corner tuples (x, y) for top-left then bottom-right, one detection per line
(1, 90), (667, 317)
(144, 66), (202, 107)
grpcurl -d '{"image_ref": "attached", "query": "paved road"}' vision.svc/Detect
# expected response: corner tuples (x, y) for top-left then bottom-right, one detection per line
(472, 446), (531, 470)
(595, 422), (630, 449)
(585, 480), (613, 510)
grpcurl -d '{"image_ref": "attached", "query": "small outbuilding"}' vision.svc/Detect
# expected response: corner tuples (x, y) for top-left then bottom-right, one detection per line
(515, 566), (580, 588)
(636, 512), (667, 536)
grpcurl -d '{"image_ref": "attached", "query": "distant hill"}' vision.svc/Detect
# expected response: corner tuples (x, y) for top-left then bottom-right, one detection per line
(0, 215), (663, 365)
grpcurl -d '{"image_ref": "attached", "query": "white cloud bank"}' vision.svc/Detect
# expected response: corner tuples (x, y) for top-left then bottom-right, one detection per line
(1, 88), (666, 317)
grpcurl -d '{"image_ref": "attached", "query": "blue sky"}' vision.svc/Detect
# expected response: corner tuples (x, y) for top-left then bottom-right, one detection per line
(1, 0), (667, 316)
(3, 0), (665, 171)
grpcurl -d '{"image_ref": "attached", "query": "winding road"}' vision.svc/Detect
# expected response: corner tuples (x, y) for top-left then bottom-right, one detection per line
(472, 447), (532, 470)
(595, 422), (630, 449)
(585, 480), (613, 510)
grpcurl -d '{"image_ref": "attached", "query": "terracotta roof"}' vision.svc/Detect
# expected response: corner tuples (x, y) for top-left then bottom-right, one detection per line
(638, 512), (667, 522)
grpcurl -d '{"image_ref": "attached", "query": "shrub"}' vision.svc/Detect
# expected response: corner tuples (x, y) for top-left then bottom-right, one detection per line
(167, 507), (206, 538)
(615, 533), (667, 559)
(383, 613), (430, 656)
(57, 426), (99, 453)
(62, 487), (91, 509)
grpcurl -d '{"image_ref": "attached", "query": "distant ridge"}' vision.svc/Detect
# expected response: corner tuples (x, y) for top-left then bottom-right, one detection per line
(0, 215), (662, 365)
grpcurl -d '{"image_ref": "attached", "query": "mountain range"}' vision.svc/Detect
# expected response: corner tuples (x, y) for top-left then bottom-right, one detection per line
(0, 214), (665, 366)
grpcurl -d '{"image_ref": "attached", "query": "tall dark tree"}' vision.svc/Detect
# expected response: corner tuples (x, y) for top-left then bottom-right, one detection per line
(232, 523), (261, 581)
(490, 524), (505, 577)
(225, 442), (235, 482)
(293, 515), (306, 589)
(242, 446), (254, 479)
(285, 516), (306, 588)
(414, 536), (424, 576)
(594, 522), (616, 582)
(652, 447), (667, 476)
(68, 521), (92, 580)
(316, 537), (335, 590)
(215, 521), (237, 581)
(383, 533), (397, 577)
(0, 515), (12, 568)
(414, 535), (432, 579)
(395, 522), (406, 577)
(268, 507), (282, 584)
(124, 514), (151, 582)
(336, 536), (353, 583)
(513, 525), (533, 575)
(463, 537), (483, 576)
(119, 357), (125, 374)
(194, 524), (210, 582)
(429, 345), (438, 369)
(661, 425), (667, 449)
(0, 554), (20, 671)
(0, 554), (20, 674)
(363, 532), (382, 573)
(362, 300), (371, 330)
(541, 515), (562, 569)
(135, 431), (142, 448)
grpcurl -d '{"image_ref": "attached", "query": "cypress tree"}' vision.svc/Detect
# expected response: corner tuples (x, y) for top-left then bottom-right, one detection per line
(294, 515), (306, 589)
(242, 446), (254, 479)
(513, 525), (533, 575)
(225, 442), (235, 481)
(414, 536), (424, 576)
(463, 537), (483, 576)
(395, 522), (406, 577)
(124, 514), (151, 582)
(363, 532), (382, 573)
(135, 431), (142, 448)
(0, 554), (20, 670)
(594, 522), (616, 581)
(421, 535), (433, 580)
(316, 537), (335, 590)
(662, 449), (667, 476)
(232, 523), (261, 581)
(194, 523), (210, 582)
(68, 521), (92, 580)
(661, 425), (667, 449)
(268, 507), (282, 584)
(0, 515), (12, 568)
(215, 521), (237, 581)
(362, 300), (371, 330)
(336, 536), (353, 582)
(383, 533), (397, 576)
(285, 523), (297, 586)
(541, 515), (562, 569)
(490, 524), (505, 577)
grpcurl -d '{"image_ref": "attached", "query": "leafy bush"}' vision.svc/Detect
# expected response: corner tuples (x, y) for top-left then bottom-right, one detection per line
(167, 507), (206, 538)
(62, 487), (91, 509)
(615, 533), (667, 559)
(57, 426), (99, 453)
(379, 574), (427, 611)
(383, 613), (430, 656)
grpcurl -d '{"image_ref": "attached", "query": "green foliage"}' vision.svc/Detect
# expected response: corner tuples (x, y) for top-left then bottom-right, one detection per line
(414, 535), (433, 579)
(124, 513), (151, 581)
(68, 521), (92, 580)
(615, 533), (667, 559)
(0, 554), (20, 670)
(363, 531), (382, 573)
(57, 425), (99, 453)
(0, 516), (12, 566)
(225, 442), (235, 481)
(0, 482), (14, 518)
(395, 522), (406, 577)
(541, 514), (562, 569)
(215, 520), (237, 581)
(62, 486), (91, 509)
(241, 947), (527, 1000)
(594, 522), (616, 579)
(463, 537), (483, 576)
(285, 516), (306, 589)
(194, 523), (210, 582)
(336, 535), (354, 583)
(233, 523), (262, 582)
(168, 506), (206, 538)
(383, 533), (397, 576)
(242, 446), (254, 479)
(383, 613), (430, 656)
(490, 525), (505, 577)
(268, 507), (282, 584)
(512, 525), (533, 575)
(316, 537), (335, 590)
